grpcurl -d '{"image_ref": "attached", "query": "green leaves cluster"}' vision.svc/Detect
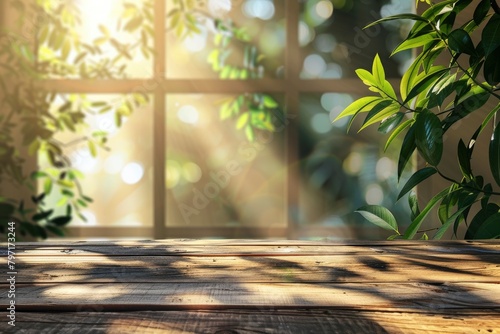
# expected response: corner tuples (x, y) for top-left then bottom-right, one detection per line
(0, 0), (152, 239)
(336, 0), (500, 240)
(167, 0), (278, 141)
(219, 93), (280, 141)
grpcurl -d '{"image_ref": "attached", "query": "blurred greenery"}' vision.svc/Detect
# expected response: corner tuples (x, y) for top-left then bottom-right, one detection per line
(0, 0), (152, 239)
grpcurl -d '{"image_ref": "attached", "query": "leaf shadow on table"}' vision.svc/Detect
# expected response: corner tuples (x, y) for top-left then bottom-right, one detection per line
(7, 240), (500, 333)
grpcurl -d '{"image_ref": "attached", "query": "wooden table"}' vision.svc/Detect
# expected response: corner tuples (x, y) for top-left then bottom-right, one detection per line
(2, 239), (500, 333)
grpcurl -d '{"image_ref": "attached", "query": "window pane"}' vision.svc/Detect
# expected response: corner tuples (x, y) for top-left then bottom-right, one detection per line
(298, 93), (411, 239)
(39, 94), (153, 228)
(165, 94), (286, 228)
(166, 0), (285, 79)
(299, 0), (412, 79)
(39, 0), (153, 79)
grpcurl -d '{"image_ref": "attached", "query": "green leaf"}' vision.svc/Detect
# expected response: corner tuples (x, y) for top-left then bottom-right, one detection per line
(355, 69), (376, 86)
(45, 225), (65, 237)
(403, 187), (451, 239)
(434, 202), (476, 240)
(415, 111), (443, 166)
(392, 33), (439, 55)
(0, 203), (15, 218)
(482, 14), (500, 56)
(457, 139), (472, 179)
(408, 191), (421, 221)
(385, 119), (413, 152)
(372, 54), (385, 86)
(236, 113), (249, 129)
(263, 95), (278, 108)
(88, 141), (97, 157)
(364, 13), (429, 29)
(378, 112), (405, 134)
(355, 205), (399, 233)
(31, 171), (48, 180)
(400, 54), (422, 102)
(403, 67), (449, 105)
(398, 167), (437, 201)
(334, 96), (381, 121)
(44, 178), (53, 194)
(473, 0), (491, 25)
(484, 46), (500, 86)
(474, 213), (500, 239)
(465, 203), (500, 239)
(32, 210), (53, 221)
(50, 216), (72, 226)
(245, 125), (255, 142)
(489, 122), (500, 187)
(398, 124), (417, 179)
(359, 100), (394, 128)
(448, 29), (475, 55)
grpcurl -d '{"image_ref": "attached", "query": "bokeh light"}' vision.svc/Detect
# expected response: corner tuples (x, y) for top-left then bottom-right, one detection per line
(303, 54), (326, 77)
(121, 162), (144, 185)
(243, 0), (276, 20)
(310, 113), (332, 134)
(177, 105), (199, 125)
(365, 184), (384, 205)
(315, 1), (334, 19)
(183, 162), (202, 183)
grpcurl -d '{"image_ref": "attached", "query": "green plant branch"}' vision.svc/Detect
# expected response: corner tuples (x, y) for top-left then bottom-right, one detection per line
(435, 168), (500, 196)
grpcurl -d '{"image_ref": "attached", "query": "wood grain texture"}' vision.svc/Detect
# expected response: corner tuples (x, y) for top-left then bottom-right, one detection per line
(1, 240), (499, 333)
(4, 282), (500, 312)
(13, 254), (500, 283)
(3, 310), (500, 334)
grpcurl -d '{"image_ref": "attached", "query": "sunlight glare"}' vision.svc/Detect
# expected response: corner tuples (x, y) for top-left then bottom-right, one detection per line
(121, 162), (144, 185)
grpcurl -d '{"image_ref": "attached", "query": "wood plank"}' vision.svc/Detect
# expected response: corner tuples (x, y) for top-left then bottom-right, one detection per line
(11, 239), (500, 246)
(9, 242), (500, 257)
(4, 282), (499, 312)
(3, 309), (500, 334)
(12, 254), (500, 283)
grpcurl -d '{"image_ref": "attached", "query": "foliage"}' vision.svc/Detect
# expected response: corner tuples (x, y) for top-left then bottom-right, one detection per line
(0, 0), (153, 239)
(335, 0), (500, 239)
(167, 0), (281, 141)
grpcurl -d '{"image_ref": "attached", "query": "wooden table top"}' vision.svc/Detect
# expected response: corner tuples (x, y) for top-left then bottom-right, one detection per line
(1, 239), (500, 333)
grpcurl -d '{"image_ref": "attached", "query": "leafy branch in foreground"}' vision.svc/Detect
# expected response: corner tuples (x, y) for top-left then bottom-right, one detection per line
(0, 0), (153, 239)
(334, 0), (500, 239)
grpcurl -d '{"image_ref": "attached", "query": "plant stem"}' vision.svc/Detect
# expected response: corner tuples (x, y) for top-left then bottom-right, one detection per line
(435, 168), (500, 196)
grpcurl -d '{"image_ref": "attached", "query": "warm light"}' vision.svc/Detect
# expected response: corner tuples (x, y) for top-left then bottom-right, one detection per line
(76, 0), (115, 33)
(121, 162), (144, 185)
(183, 29), (207, 52)
(177, 105), (199, 125)
(344, 152), (362, 174)
(365, 184), (384, 205)
(316, 1), (334, 19)
(104, 154), (126, 175)
(80, 211), (97, 226)
(71, 148), (99, 174)
(376, 157), (395, 180)
(208, 0), (232, 16)
(166, 160), (181, 189)
(183, 162), (202, 183)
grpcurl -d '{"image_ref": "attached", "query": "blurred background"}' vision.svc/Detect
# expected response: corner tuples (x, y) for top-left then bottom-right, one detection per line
(0, 0), (415, 240)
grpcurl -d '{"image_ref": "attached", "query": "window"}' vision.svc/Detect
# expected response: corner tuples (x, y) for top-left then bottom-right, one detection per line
(9, 0), (414, 239)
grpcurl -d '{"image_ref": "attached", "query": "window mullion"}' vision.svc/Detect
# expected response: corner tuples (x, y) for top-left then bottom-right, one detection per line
(285, 0), (301, 239)
(154, 0), (167, 239)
